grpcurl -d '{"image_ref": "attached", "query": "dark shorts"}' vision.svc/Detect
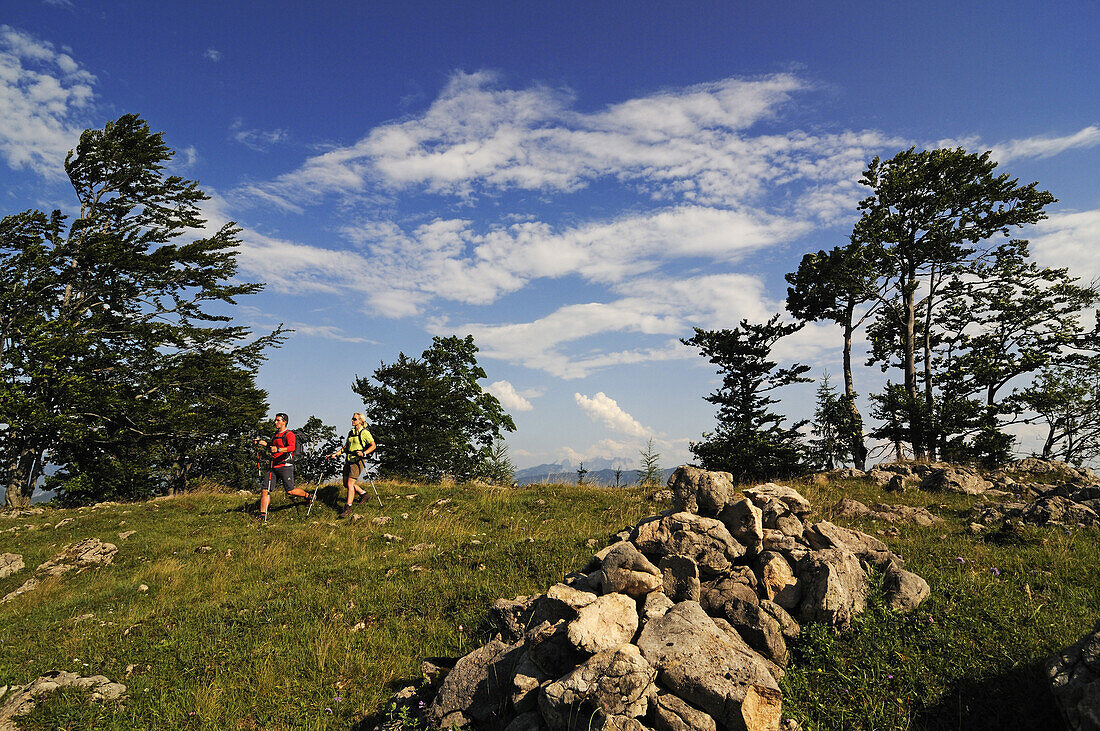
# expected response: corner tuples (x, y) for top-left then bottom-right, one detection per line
(264, 465), (294, 493)
(342, 461), (363, 480)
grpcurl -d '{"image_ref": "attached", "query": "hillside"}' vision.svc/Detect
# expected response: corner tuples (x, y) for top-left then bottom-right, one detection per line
(1, 465), (1098, 730)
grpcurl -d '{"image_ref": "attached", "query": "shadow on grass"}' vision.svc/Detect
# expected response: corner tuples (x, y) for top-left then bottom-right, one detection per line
(911, 658), (1062, 730)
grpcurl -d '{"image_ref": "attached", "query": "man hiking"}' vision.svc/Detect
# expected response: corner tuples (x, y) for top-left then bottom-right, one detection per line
(328, 412), (376, 518)
(254, 413), (309, 522)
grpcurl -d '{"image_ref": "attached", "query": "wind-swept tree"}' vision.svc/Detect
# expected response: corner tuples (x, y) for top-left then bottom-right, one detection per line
(786, 238), (879, 469)
(854, 147), (1056, 458)
(1, 115), (279, 506)
(683, 315), (810, 482)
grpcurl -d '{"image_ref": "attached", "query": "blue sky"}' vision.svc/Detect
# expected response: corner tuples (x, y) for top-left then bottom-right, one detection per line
(3, 1), (1099, 469)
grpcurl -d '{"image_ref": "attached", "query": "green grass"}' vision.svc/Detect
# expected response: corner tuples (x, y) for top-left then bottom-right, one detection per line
(1, 475), (1097, 730)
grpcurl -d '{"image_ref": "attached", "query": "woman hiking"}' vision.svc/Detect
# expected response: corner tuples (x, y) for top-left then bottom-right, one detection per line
(329, 412), (376, 518)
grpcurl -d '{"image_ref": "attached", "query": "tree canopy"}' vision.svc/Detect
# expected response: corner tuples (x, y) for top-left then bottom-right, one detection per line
(352, 335), (515, 482)
(1, 115), (280, 506)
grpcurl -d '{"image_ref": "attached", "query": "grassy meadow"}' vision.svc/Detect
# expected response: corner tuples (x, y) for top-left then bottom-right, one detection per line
(1, 474), (1097, 730)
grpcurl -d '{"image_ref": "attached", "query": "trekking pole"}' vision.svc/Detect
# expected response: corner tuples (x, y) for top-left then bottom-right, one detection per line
(306, 477), (318, 517)
(360, 457), (383, 508)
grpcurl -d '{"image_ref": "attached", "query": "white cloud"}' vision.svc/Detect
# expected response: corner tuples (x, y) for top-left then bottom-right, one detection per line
(452, 273), (782, 378)
(575, 392), (652, 437)
(1030, 209), (1100, 284)
(203, 48), (222, 62)
(992, 126), (1100, 162)
(230, 117), (289, 152)
(239, 70), (902, 222)
(0, 24), (96, 178)
(487, 380), (540, 412)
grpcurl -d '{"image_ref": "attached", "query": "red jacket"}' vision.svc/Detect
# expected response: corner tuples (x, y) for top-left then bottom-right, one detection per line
(270, 429), (295, 469)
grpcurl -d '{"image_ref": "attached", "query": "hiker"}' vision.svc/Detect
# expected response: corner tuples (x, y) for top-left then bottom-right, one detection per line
(254, 412), (309, 521)
(328, 412), (376, 518)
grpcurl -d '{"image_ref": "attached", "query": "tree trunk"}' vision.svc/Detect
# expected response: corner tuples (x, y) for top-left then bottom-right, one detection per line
(922, 265), (937, 460)
(3, 447), (40, 508)
(902, 272), (925, 459)
(842, 307), (868, 471)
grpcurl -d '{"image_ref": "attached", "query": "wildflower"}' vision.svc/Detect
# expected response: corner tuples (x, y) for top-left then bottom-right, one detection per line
(458, 624), (464, 632)
(954, 556), (965, 564)
(334, 696), (342, 703)
(325, 707), (333, 715)
(189, 712), (196, 717)
(990, 567), (1001, 576)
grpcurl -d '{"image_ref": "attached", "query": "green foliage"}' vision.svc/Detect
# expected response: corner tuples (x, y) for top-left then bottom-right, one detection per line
(353, 335), (515, 482)
(635, 438), (663, 486)
(683, 315), (810, 481)
(0, 115), (280, 507)
(808, 372), (856, 470)
(482, 438), (517, 485)
(292, 416), (343, 485)
(1017, 358), (1100, 465)
(854, 147), (1057, 459)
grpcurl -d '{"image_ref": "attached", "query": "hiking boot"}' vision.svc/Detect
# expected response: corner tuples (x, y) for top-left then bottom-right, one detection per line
(355, 491), (367, 504)
(338, 505), (352, 519)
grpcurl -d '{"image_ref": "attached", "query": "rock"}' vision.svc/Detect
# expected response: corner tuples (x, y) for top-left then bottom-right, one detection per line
(637, 602), (782, 731)
(0, 670), (127, 730)
(0, 554), (23, 580)
(642, 591), (674, 622)
(758, 600), (800, 641)
(774, 515), (804, 538)
(36, 538), (118, 576)
(659, 555), (701, 603)
(921, 466), (992, 495)
(526, 621), (587, 679)
(117, 530), (136, 540)
(832, 498), (941, 527)
(504, 710), (546, 731)
(805, 521), (896, 571)
(885, 475), (907, 493)
(700, 573), (759, 614)
(511, 651), (550, 715)
(426, 639), (524, 729)
(601, 543), (662, 598)
(752, 552), (800, 611)
(567, 593), (640, 654)
(882, 564), (930, 612)
(382, 533), (403, 542)
(718, 498), (764, 553)
(1023, 496), (1100, 526)
(1047, 618), (1100, 731)
(668, 465), (738, 516)
(539, 644), (656, 729)
(742, 483), (812, 519)
(411, 542), (437, 552)
(652, 690), (717, 731)
(794, 549), (868, 631)
(651, 489), (674, 503)
(490, 597), (532, 641)
(632, 512), (745, 576)
(371, 516), (392, 526)
(721, 597), (789, 666)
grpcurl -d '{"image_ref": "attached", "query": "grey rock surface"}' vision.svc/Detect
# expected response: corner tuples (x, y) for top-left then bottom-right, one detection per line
(637, 602), (782, 731)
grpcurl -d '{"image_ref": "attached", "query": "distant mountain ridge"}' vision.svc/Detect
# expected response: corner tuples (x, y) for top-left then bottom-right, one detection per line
(514, 461), (677, 487)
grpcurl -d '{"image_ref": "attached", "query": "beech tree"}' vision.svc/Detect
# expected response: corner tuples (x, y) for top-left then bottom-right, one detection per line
(854, 148), (1056, 458)
(1, 115), (279, 506)
(353, 335), (515, 481)
(785, 239), (879, 469)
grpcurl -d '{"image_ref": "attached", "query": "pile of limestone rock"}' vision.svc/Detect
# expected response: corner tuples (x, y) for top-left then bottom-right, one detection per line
(970, 459), (1100, 529)
(420, 465), (931, 731)
(1047, 618), (1100, 731)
